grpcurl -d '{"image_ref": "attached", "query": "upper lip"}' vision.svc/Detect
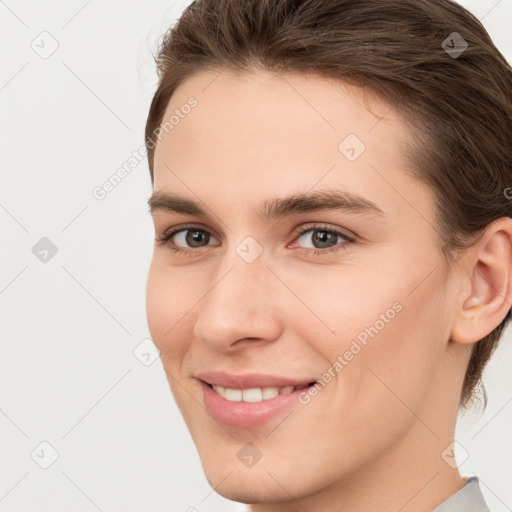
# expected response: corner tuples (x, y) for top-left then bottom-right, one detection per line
(196, 371), (317, 389)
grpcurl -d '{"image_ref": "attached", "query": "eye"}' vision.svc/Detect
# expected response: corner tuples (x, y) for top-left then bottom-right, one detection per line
(155, 222), (355, 258)
(155, 224), (220, 255)
(291, 224), (355, 256)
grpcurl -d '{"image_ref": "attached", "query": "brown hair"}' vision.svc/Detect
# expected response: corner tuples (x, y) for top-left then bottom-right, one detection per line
(145, 0), (512, 409)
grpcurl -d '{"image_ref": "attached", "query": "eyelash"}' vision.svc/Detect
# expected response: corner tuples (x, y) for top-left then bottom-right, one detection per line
(155, 223), (355, 257)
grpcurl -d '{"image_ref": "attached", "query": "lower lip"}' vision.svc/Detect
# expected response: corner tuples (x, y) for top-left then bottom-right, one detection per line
(201, 381), (308, 429)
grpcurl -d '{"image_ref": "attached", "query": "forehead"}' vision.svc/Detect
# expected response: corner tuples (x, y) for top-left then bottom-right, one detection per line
(155, 68), (407, 163)
(152, 68), (431, 224)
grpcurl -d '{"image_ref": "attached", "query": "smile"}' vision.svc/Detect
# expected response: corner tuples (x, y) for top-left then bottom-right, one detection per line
(197, 372), (317, 429)
(210, 383), (310, 402)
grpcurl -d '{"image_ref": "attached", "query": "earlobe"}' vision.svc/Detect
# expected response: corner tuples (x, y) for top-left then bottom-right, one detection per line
(450, 218), (512, 345)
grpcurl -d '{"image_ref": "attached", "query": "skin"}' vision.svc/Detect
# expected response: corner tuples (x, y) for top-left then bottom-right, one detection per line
(146, 68), (512, 511)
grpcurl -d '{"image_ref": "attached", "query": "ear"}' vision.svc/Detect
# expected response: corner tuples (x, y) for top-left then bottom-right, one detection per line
(450, 217), (512, 345)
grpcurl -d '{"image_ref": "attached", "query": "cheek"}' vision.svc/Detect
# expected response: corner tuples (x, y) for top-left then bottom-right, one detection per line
(295, 250), (447, 391)
(146, 260), (194, 360)
(326, 266), (449, 425)
(286, 269), (449, 473)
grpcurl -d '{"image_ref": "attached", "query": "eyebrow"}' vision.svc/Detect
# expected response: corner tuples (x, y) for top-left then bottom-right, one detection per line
(147, 188), (385, 220)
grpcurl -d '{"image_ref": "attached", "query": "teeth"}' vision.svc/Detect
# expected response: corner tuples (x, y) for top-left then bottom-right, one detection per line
(262, 387), (279, 399)
(225, 388), (242, 401)
(242, 388), (263, 402)
(212, 385), (226, 398)
(211, 384), (298, 402)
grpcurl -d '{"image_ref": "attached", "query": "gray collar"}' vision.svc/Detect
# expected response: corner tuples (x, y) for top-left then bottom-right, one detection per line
(434, 477), (490, 511)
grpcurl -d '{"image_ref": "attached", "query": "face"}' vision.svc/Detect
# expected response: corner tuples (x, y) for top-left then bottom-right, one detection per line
(146, 69), (462, 505)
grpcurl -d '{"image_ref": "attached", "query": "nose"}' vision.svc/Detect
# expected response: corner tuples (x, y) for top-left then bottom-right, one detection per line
(193, 254), (284, 352)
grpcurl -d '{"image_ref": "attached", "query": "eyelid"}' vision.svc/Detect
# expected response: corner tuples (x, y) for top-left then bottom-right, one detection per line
(156, 222), (220, 244)
(156, 221), (356, 255)
(157, 221), (354, 241)
(290, 222), (356, 243)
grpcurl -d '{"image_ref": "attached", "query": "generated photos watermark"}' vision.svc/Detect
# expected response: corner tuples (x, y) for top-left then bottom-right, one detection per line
(92, 96), (198, 201)
(298, 301), (403, 405)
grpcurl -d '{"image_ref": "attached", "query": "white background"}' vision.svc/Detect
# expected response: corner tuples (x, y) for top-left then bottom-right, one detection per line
(1, 1), (511, 511)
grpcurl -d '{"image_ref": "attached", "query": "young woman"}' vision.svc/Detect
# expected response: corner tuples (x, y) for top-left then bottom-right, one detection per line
(144, 1), (512, 510)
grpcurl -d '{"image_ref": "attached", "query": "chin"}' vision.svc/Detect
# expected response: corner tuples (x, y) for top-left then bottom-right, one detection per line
(195, 441), (336, 507)
(202, 463), (296, 505)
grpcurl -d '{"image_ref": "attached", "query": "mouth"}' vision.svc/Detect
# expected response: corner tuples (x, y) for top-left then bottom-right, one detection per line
(197, 373), (318, 429)
(203, 381), (317, 403)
